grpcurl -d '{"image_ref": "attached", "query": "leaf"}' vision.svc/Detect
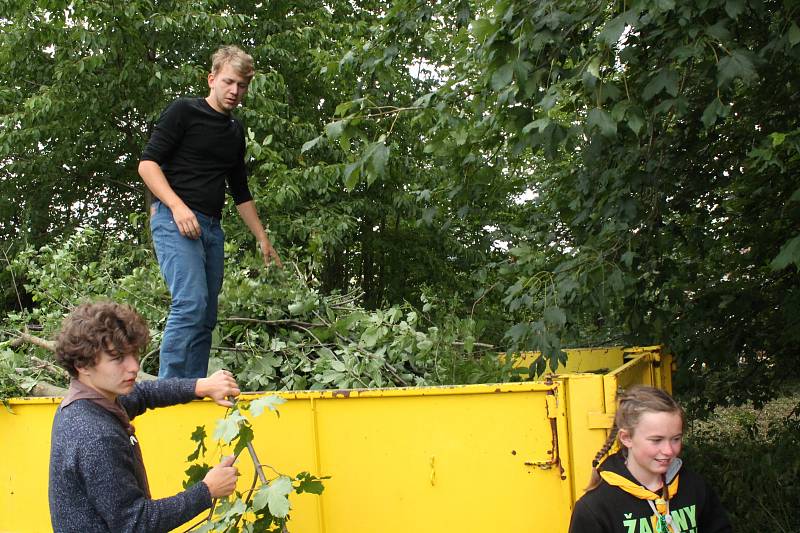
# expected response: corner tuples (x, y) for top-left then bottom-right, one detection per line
(587, 108), (617, 137)
(249, 395), (286, 417)
(770, 235), (800, 271)
(324, 120), (346, 139)
(365, 142), (389, 183)
(334, 101), (353, 117)
(301, 135), (323, 153)
(789, 187), (800, 203)
(626, 108), (645, 135)
(412, 92), (434, 107)
(717, 51), (758, 87)
(295, 472), (327, 495)
(233, 423), (254, 457)
(642, 69), (679, 101)
(598, 13), (627, 46)
(470, 18), (497, 42)
(183, 463), (211, 489)
(490, 63), (514, 91)
(543, 306), (567, 328)
(262, 476), (293, 518)
(701, 98), (729, 128)
(788, 23), (800, 47)
(522, 118), (550, 134)
(725, 0), (745, 19)
(343, 161), (361, 190)
(770, 132), (786, 147)
(213, 410), (246, 444)
(187, 425), (207, 461)
(360, 325), (382, 348)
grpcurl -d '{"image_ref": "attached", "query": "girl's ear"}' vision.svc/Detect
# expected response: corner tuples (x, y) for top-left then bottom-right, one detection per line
(618, 428), (633, 449)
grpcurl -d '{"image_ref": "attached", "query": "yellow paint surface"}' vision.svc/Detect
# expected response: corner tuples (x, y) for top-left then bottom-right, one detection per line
(0, 346), (670, 533)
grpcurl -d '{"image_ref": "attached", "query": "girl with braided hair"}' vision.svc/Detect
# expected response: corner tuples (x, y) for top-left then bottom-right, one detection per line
(568, 385), (732, 533)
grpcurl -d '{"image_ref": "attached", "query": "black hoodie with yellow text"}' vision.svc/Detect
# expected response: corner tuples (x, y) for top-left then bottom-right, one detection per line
(568, 451), (732, 533)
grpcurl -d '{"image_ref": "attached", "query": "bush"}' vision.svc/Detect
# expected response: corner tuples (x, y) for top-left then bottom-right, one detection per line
(683, 396), (800, 531)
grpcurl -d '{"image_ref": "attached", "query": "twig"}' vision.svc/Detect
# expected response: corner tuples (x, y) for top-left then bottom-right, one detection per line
(222, 317), (318, 328)
(11, 330), (55, 352)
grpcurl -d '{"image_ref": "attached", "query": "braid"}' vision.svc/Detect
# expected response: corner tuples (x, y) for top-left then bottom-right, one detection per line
(591, 425), (619, 468)
(585, 424), (619, 491)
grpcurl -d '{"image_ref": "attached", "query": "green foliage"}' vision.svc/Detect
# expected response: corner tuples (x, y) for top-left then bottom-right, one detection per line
(684, 396), (800, 530)
(2, 0), (798, 411)
(325, 0), (800, 401)
(0, 222), (510, 401)
(184, 396), (328, 532)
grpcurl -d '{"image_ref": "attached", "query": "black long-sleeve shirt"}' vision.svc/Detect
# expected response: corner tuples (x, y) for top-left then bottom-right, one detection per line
(140, 97), (252, 218)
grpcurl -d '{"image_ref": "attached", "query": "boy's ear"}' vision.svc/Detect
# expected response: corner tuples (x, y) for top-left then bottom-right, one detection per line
(75, 360), (94, 376)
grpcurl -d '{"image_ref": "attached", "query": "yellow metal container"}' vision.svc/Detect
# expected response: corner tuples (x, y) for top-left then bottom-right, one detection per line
(0, 346), (671, 533)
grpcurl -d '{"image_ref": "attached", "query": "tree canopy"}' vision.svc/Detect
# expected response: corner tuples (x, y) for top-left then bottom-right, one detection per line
(1, 0), (798, 411)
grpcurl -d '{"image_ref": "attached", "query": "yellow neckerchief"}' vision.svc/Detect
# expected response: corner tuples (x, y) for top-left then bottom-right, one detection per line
(599, 470), (679, 515)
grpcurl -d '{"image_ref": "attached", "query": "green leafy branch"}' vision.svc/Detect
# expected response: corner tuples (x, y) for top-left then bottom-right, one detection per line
(183, 396), (328, 533)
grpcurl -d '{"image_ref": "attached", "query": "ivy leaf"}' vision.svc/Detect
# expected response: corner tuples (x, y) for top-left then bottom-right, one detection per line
(717, 50), (758, 87)
(249, 395), (287, 417)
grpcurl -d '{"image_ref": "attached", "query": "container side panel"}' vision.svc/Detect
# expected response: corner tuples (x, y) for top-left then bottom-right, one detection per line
(561, 375), (608, 504)
(0, 384), (574, 533)
(310, 388), (572, 532)
(0, 401), (60, 533)
(513, 347), (626, 376)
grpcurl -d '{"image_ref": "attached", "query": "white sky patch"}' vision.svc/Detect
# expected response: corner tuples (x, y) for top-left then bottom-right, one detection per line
(513, 188), (538, 204)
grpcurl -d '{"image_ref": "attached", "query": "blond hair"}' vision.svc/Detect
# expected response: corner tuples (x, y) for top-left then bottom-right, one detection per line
(211, 45), (255, 80)
(585, 385), (684, 491)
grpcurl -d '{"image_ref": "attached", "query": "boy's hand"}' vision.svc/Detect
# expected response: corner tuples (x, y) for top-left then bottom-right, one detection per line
(196, 370), (241, 407)
(203, 456), (239, 498)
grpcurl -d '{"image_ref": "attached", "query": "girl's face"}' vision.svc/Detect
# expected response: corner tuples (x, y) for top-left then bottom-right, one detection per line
(619, 410), (683, 485)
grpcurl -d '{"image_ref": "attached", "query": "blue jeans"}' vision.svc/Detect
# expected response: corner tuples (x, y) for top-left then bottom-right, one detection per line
(150, 201), (224, 378)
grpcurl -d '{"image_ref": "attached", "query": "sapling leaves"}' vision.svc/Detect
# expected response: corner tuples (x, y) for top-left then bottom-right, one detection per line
(248, 395), (286, 418)
(213, 410), (247, 444)
(253, 476), (293, 517)
(185, 401), (326, 530)
(183, 463), (211, 489)
(187, 425), (207, 461)
(295, 472), (328, 495)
